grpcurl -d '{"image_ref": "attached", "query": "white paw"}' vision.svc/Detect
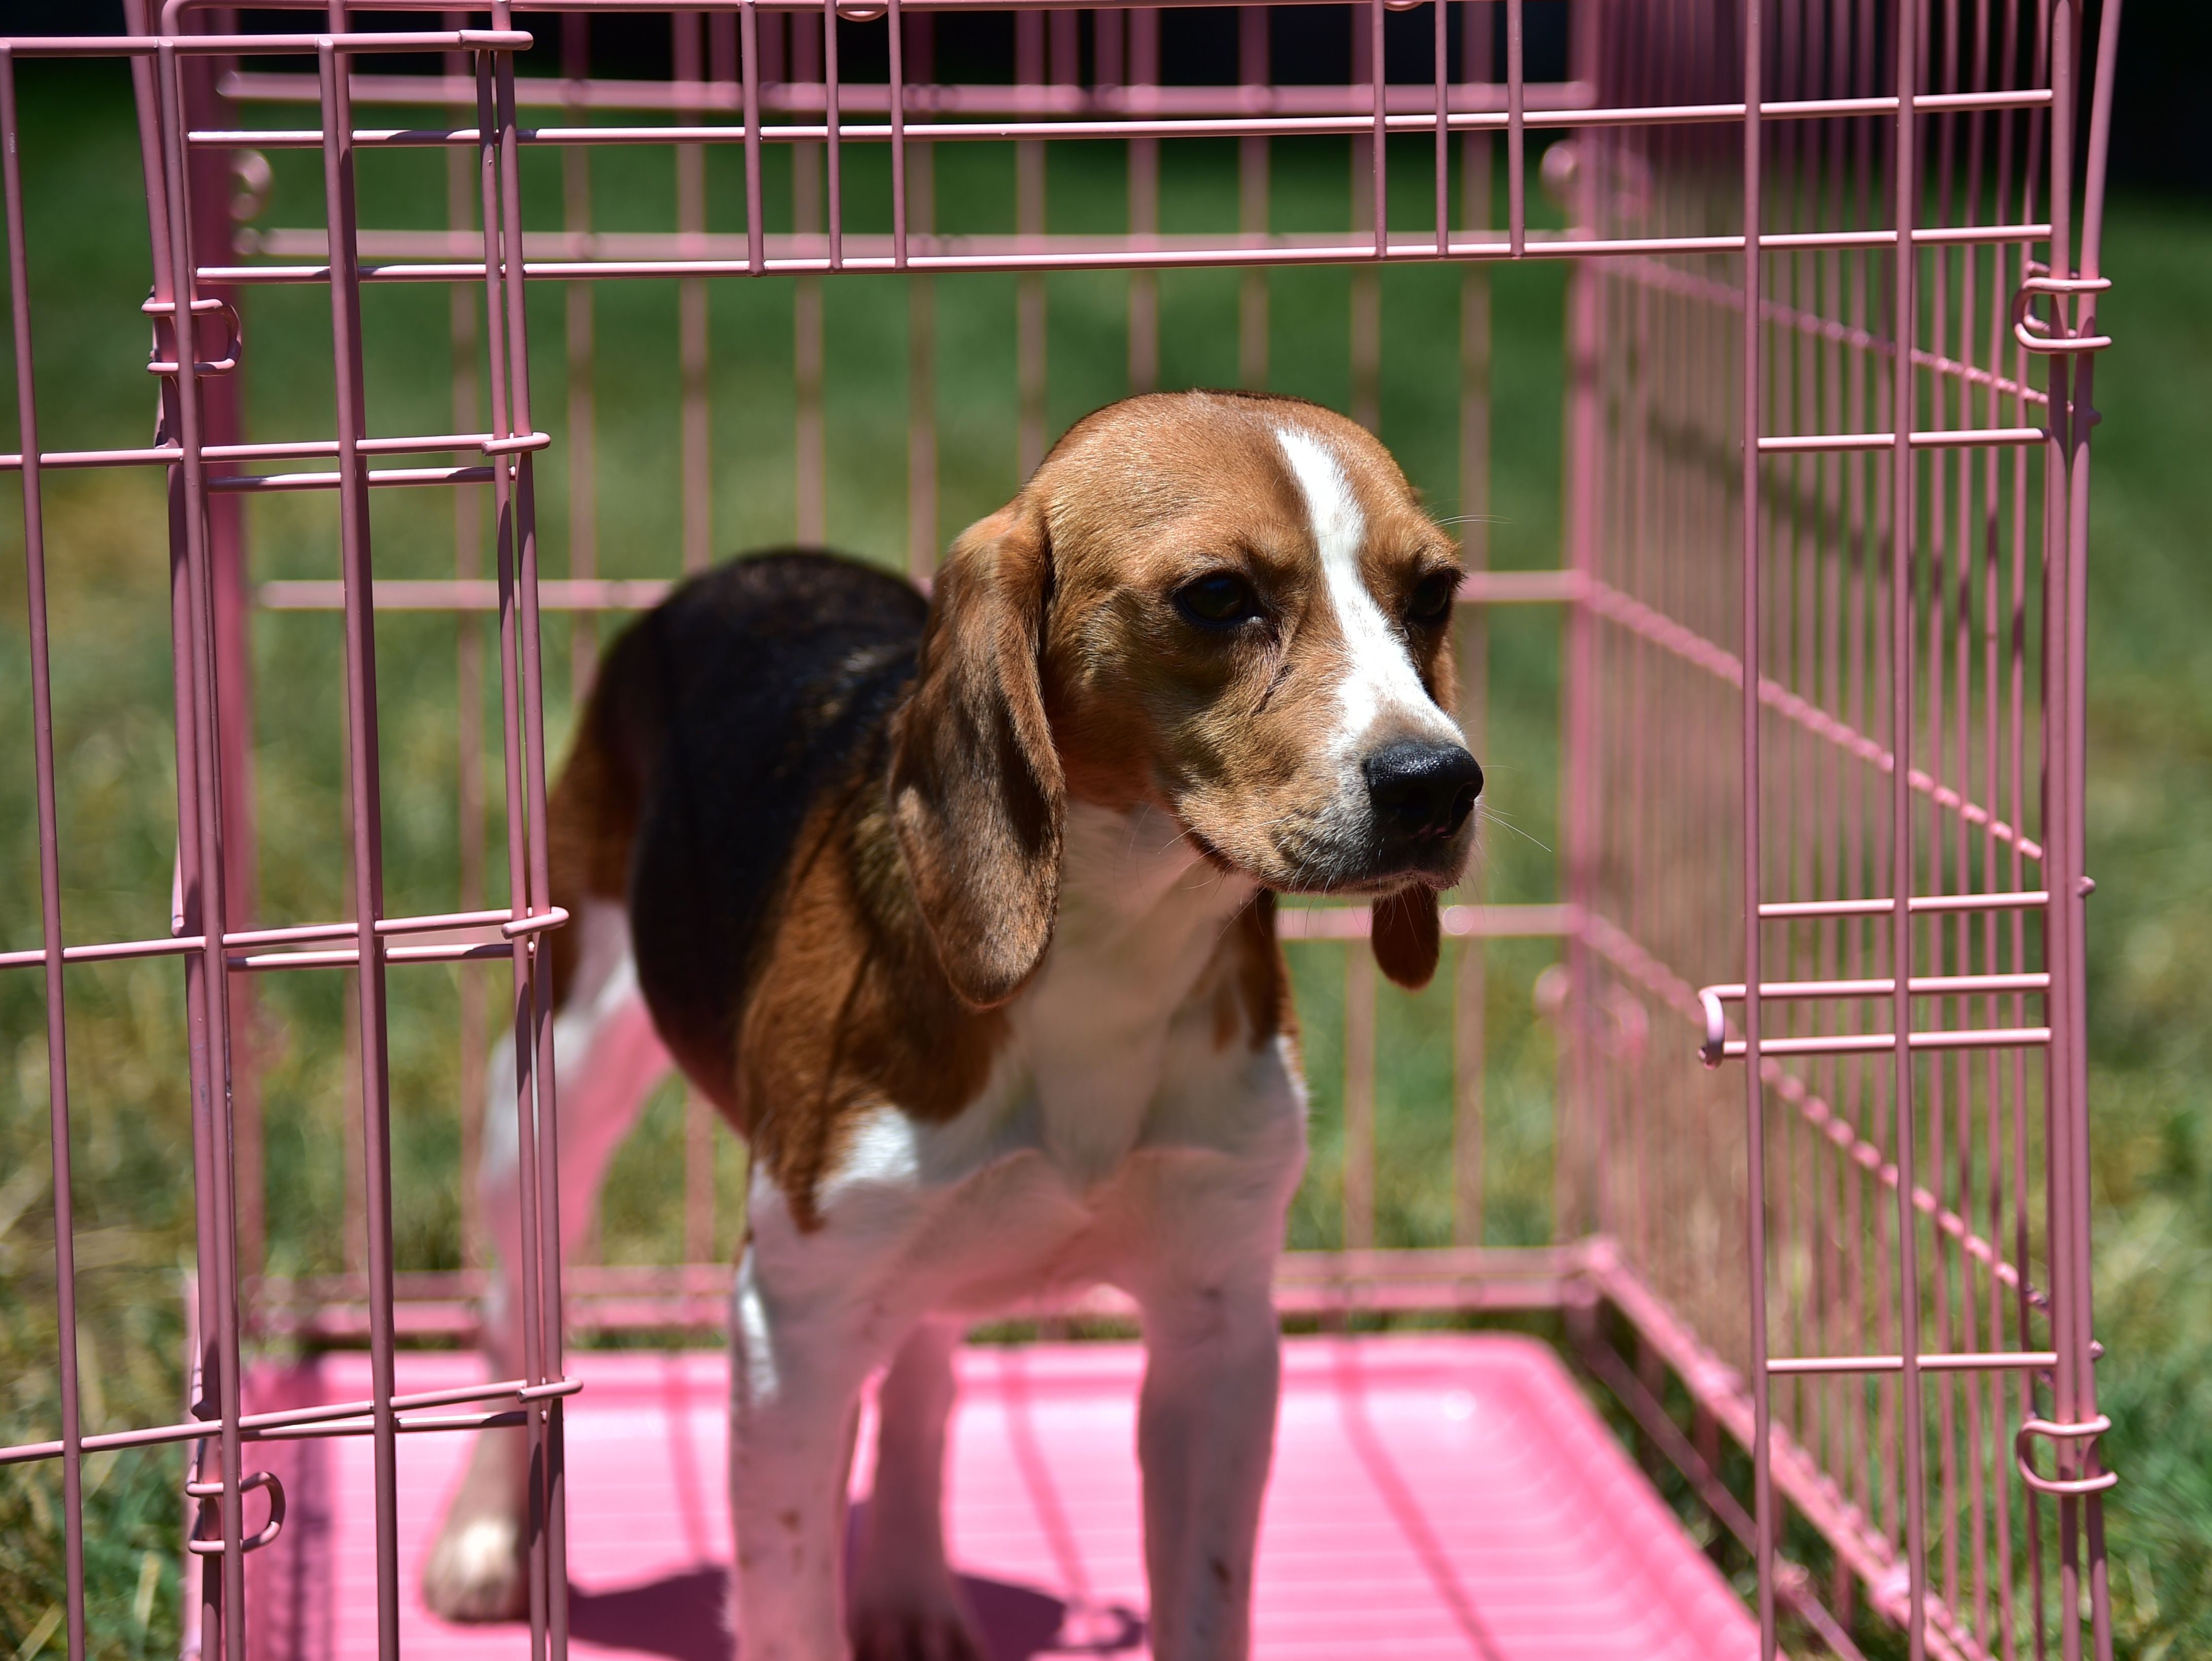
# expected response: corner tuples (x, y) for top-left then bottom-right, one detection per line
(422, 1511), (529, 1623)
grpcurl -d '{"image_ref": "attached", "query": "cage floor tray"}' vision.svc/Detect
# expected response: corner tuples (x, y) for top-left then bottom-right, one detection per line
(241, 1333), (1757, 1660)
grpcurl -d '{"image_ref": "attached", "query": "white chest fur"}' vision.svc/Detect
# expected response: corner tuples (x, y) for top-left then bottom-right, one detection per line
(755, 802), (1308, 1321)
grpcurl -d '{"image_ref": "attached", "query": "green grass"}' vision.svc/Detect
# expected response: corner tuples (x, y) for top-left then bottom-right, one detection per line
(0, 56), (2206, 1658)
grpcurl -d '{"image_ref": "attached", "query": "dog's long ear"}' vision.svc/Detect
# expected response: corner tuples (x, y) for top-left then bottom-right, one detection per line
(1370, 885), (1442, 990)
(889, 499), (1065, 1009)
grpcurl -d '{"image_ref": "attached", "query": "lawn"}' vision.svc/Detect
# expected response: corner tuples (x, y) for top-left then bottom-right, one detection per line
(0, 51), (2205, 1660)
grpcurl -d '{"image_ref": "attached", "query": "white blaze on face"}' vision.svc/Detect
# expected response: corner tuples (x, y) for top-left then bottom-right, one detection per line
(1275, 424), (1456, 758)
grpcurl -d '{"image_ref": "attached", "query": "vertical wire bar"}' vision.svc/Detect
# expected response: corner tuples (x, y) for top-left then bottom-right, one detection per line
(889, 0), (909, 269)
(904, 8), (934, 576)
(1349, 8), (1380, 431)
(679, 9), (717, 1273)
(181, 46), (261, 1309)
(794, 11), (825, 542)
(1369, 0), (1387, 256)
(124, 15), (218, 1648)
(1980, 9), (2024, 1638)
(1431, 0), (1448, 256)
(743, 0), (764, 276)
(0, 47), (86, 1661)
(1556, 0), (1599, 1253)
(561, 14), (597, 704)
(2067, 12), (2122, 1652)
(1889, 0), (1929, 1648)
(1504, 0), (1524, 257)
(1452, 0), (1493, 1251)
(1239, 4), (1268, 387)
(1016, 10), (1047, 478)
(2013, 9), (2050, 1642)
(471, 47), (549, 1661)
(1344, 948), (1376, 1250)
(157, 38), (249, 1660)
(447, 20), (489, 1280)
(1737, 2), (1774, 1652)
(2047, 0), (2098, 1651)
(1970, 0), (2016, 1640)
(1127, 8), (1158, 393)
(677, 13), (713, 578)
(491, 32), (573, 1659)
(823, 0), (843, 269)
(317, 35), (402, 1661)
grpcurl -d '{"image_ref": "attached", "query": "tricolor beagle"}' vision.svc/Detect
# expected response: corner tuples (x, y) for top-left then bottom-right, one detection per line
(423, 391), (1482, 1660)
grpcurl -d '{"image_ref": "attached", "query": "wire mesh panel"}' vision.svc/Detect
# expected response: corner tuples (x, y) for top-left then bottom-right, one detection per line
(1567, 2), (2120, 1657)
(0, 2), (2121, 1659)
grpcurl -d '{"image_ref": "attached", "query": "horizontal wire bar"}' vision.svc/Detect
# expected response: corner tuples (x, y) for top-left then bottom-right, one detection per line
(1758, 426), (2044, 453)
(1758, 890), (2048, 919)
(1, 29), (529, 58)
(0, 431), (547, 474)
(203, 220), (2054, 287)
(207, 464), (494, 492)
(1704, 971), (2050, 1000)
(0, 905), (563, 974)
(1766, 1350), (2061, 1376)
(259, 571), (1574, 614)
(208, 73), (1601, 123)
(1712, 1026), (2050, 1060)
(0, 1375), (580, 1469)
(191, 87), (2051, 151)
(258, 577), (675, 611)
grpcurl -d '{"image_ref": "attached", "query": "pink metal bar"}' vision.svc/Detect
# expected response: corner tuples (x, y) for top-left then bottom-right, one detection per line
(258, 577), (674, 608)
(0, 45), (88, 1661)
(1708, 1028), (2053, 1063)
(202, 219), (2061, 289)
(1768, 1351), (2064, 1377)
(1734, 6), (1773, 1650)
(151, 28), (252, 1649)
(8, 29), (530, 56)
(1759, 425), (2044, 451)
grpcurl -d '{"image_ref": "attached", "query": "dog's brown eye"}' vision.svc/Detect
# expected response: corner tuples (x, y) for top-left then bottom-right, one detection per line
(1406, 571), (1459, 627)
(1175, 571), (1262, 629)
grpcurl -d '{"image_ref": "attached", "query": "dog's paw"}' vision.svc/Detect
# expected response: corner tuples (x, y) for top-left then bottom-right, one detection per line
(849, 1594), (989, 1661)
(421, 1507), (530, 1623)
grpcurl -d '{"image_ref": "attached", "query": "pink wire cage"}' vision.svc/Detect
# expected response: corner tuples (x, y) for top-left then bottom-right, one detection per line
(0, 1), (2123, 1658)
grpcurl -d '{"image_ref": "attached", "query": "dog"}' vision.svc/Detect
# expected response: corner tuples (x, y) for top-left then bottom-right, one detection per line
(422, 390), (1482, 1660)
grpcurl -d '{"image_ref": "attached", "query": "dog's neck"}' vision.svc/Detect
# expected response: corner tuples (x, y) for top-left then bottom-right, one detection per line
(1000, 801), (1263, 1184)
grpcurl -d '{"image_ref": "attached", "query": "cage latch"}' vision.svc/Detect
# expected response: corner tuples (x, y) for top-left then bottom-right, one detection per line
(2010, 270), (2113, 356)
(2014, 1413), (2119, 1497)
(144, 295), (243, 379)
(185, 1466), (287, 1555)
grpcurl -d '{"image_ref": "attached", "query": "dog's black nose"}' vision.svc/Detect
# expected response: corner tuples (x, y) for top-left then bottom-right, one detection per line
(1363, 740), (1483, 840)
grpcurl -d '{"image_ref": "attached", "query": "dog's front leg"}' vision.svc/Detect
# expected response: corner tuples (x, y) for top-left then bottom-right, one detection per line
(1133, 1268), (1282, 1661)
(729, 1251), (876, 1661)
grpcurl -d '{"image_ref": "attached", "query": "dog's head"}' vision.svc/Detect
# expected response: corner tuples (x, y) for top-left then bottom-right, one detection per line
(890, 391), (1480, 1008)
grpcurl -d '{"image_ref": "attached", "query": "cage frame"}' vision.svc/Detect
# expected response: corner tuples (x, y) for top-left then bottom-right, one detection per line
(0, 2), (2123, 1658)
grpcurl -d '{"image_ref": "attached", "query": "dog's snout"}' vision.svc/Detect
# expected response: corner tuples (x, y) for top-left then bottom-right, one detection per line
(1362, 740), (1483, 840)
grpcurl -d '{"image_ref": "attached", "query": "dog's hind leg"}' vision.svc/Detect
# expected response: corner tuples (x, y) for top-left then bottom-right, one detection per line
(423, 899), (672, 1621)
(849, 1319), (985, 1661)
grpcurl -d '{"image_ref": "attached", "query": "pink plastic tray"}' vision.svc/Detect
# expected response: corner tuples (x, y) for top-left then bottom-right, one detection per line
(240, 1334), (1759, 1660)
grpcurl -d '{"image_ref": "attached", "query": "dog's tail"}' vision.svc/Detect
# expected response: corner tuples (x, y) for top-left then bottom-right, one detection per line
(543, 614), (663, 1008)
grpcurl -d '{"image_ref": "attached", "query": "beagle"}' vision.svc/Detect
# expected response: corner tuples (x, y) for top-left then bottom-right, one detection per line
(423, 391), (1482, 1661)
